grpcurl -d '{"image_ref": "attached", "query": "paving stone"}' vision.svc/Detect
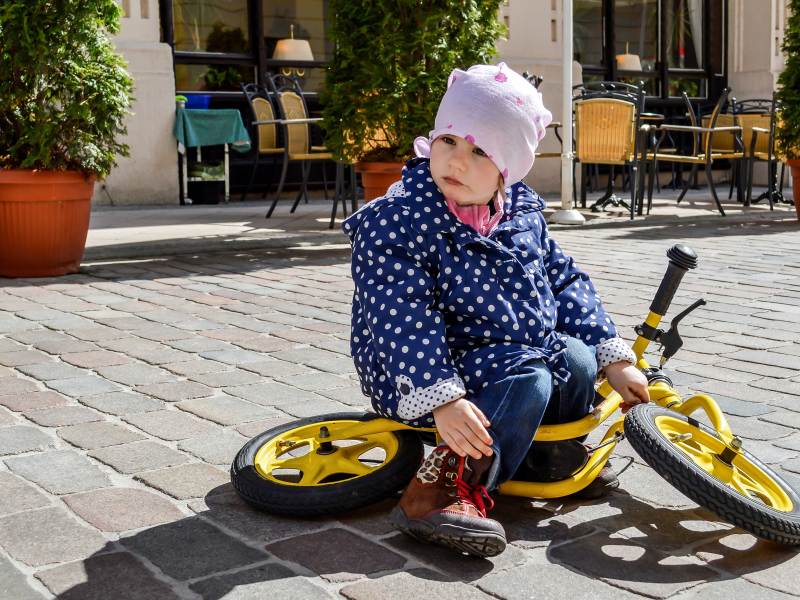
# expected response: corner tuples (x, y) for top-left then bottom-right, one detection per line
(0, 506), (107, 567)
(316, 385), (371, 407)
(694, 533), (800, 595)
(231, 335), (297, 353)
(15, 362), (88, 381)
(120, 515), (268, 580)
(5, 449), (110, 494)
(721, 349), (800, 371)
(166, 337), (234, 353)
(67, 326), (124, 342)
(274, 371), (351, 392)
(178, 429), (248, 465)
(95, 363), (173, 387)
(187, 368), (262, 388)
(176, 394), (278, 426)
(135, 463), (229, 499)
(0, 377), (41, 395)
(46, 376), (122, 398)
(716, 359), (799, 379)
(758, 410), (800, 432)
(89, 441), (190, 474)
(36, 551), (181, 599)
(281, 398), (351, 418)
(57, 421), (145, 449)
(0, 350), (53, 367)
(673, 363), (761, 383)
(0, 365), (15, 377)
(60, 350), (130, 368)
(478, 549), (644, 600)
(238, 359), (313, 378)
(190, 564), (330, 600)
(266, 528), (406, 582)
(161, 359), (229, 376)
(0, 554), (46, 600)
(619, 462), (700, 508)
(235, 415), (295, 438)
(549, 530), (720, 598)
(340, 569), (493, 600)
(134, 380), (214, 402)
(199, 348), (269, 365)
(0, 471), (50, 516)
(123, 409), (216, 441)
(0, 426), (55, 455)
(28, 338), (99, 355)
(189, 489), (330, 544)
(671, 578), (800, 600)
(0, 405), (16, 426)
(96, 338), (192, 365)
(0, 338), (25, 353)
(79, 391), (164, 416)
(0, 390), (69, 412)
(224, 381), (321, 407)
(63, 487), (184, 532)
(23, 405), (104, 427)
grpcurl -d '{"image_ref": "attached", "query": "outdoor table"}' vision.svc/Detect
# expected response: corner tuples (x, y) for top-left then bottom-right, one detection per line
(173, 107), (252, 205)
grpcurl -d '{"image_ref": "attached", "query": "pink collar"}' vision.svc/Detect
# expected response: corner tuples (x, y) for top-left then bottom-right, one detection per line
(445, 192), (504, 237)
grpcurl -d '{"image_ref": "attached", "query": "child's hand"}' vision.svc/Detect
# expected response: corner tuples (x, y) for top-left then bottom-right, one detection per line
(432, 398), (494, 460)
(605, 361), (650, 413)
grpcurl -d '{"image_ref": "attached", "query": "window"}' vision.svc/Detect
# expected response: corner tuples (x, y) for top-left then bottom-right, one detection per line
(171, 0), (256, 92)
(574, 0), (726, 102)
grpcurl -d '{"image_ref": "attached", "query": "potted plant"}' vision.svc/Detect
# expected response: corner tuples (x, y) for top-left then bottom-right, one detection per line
(0, 0), (133, 277)
(322, 0), (505, 201)
(776, 0), (800, 219)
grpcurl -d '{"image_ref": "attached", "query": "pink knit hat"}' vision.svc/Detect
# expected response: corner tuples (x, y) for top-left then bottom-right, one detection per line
(414, 63), (552, 186)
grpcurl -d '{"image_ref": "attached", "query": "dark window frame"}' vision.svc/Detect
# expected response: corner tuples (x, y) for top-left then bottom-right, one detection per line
(577, 0), (727, 106)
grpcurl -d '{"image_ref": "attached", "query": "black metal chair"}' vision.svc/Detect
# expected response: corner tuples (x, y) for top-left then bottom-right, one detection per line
(263, 73), (334, 218)
(743, 93), (788, 209)
(239, 83), (284, 201)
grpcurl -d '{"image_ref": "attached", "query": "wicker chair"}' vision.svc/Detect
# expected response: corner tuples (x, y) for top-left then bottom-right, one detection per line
(573, 84), (646, 219)
(264, 73), (334, 218)
(239, 83), (284, 201)
(642, 89), (744, 216)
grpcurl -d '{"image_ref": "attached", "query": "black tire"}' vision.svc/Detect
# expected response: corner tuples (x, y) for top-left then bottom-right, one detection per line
(231, 412), (424, 517)
(625, 404), (800, 545)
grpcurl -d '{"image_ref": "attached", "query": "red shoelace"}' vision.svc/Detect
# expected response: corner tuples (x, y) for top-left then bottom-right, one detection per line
(454, 460), (495, 516)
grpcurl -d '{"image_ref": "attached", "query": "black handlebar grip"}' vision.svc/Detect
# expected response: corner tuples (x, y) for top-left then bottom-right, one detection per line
(649, 244), (698, 316)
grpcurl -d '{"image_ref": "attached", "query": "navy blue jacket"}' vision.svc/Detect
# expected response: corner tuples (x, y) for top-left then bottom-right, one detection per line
(343, 159), (620, 426)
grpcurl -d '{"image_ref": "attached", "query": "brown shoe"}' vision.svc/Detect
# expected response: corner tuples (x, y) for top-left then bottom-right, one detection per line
(389, 445), (506, 557)
(569, 465), (619, 500)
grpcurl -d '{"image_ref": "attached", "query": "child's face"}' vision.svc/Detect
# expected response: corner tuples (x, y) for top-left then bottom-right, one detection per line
(429, 134), (502, 206)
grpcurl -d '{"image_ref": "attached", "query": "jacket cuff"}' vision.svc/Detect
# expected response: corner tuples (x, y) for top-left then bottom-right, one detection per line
(396, 374), (466, 421)
(596, 337), (637, 379)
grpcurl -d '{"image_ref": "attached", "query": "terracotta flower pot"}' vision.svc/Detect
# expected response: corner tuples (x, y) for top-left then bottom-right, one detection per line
(0, 170), (95, 278)
(789, 159), (800, 221)
(355, 161), (404, 202)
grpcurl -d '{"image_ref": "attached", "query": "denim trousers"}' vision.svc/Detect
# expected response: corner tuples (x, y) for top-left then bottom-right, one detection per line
(471, 336), (598, 489)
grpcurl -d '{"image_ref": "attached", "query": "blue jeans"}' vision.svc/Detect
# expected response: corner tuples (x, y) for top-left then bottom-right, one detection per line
(471, 337), (598, 489)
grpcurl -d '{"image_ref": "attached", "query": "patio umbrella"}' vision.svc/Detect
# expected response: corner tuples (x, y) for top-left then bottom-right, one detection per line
(549, 0), (586, 225)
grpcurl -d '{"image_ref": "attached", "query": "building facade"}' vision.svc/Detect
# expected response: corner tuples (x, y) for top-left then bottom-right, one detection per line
(100, 0), (789, 204)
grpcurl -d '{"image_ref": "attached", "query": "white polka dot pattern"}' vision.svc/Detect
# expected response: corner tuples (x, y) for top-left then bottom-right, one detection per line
(595, 337), (637, 379)
(395, 374), (466, 420)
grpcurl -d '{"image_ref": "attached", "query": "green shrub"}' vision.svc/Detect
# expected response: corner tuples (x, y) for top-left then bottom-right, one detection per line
(322, 0), (505, 163)
(0, 0), (133, 178)
(777, 0), (800, 159)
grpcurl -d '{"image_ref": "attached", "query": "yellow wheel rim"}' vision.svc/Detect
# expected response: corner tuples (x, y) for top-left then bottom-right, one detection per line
(655, 416), (794, 512)
(253, 420), (401, 487)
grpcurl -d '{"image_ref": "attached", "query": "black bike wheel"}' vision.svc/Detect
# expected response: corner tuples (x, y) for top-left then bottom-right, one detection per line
(231, 412), (424, 517)
(625, 404), (800, 545)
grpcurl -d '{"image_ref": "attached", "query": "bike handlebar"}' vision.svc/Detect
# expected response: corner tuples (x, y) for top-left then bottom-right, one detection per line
(649, 244), (698, 316)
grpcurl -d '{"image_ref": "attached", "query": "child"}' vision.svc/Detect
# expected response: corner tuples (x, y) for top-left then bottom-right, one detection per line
(342, 63), (649, 558)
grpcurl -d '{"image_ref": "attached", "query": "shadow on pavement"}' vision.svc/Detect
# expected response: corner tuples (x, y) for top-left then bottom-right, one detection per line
(48, 482), (798, 598)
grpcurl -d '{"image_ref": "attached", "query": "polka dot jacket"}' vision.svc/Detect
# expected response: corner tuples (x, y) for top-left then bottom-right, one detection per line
(342, 158), (636, 425)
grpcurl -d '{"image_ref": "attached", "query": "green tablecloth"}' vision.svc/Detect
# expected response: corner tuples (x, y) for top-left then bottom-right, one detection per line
(173, 108), (251, 153)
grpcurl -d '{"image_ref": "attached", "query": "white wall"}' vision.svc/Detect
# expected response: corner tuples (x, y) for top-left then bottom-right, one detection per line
(93, 0), (179, 205)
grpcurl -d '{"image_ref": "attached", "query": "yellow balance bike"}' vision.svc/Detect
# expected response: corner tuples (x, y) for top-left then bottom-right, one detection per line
(231, 244), (800, 546)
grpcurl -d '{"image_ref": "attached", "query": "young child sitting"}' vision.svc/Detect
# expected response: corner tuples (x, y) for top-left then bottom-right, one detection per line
(342, 63), (649, 558)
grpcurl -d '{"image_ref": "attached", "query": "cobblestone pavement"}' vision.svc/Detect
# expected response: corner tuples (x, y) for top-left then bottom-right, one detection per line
(2, 196), (800, 599)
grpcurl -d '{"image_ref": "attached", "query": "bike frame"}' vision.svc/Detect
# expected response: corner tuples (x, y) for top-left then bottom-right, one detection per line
(318, 306), (737, 499)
